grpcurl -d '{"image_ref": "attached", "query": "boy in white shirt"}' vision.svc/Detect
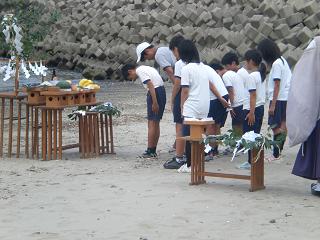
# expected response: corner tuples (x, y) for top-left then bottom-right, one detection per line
(163, 35), (188, 169)
(136, 42), (176, 83)
(221, 52), (246, 136)
(258, 39), (292, 161)
(239, 49), (267, 169)
(136, 41), (177, 152)
(121, 63), (166, 158)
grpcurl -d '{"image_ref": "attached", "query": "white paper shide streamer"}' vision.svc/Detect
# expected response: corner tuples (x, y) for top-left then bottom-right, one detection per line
(0, 14), (48, 82)
(20, 60), (30, 79)
(3, 60), (13, 82)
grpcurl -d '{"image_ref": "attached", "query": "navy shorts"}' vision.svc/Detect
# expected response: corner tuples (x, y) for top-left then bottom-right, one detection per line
(208, 95), (229, 127)
(173, 89), (183, 124)
(231, 105), (245, 126)
(147, 86), (166, 121)
(268, 100), (287, 128)
(243, 105), (264, 134)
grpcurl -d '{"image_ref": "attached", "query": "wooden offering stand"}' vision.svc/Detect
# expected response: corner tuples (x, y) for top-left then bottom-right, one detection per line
(79, 112), (115, 159)
(0, 58), (28, 158)
(0, 92), (27, 158)
(185, 120), (265, 192)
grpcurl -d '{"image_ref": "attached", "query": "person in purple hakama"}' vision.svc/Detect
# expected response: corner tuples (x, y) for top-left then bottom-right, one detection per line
(287, 37), (320, 197)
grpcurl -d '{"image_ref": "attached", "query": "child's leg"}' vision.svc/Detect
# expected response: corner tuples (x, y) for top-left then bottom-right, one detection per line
(148, 120), (159, 151)
(213, 124), (221, 153)
(233, 124), (243, 136)
(154, 120), (160, 149)
(182, 125), (191, 167)
(175, 123), (185, 158)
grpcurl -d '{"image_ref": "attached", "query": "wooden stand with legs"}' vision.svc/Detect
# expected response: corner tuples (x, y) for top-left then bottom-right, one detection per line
(0, 92), (27, 158)
(185, 120), (265, 192)
(79, 112), (115, 158)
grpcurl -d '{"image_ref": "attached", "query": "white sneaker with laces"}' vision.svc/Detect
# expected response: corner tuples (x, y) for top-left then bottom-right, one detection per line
(238, 161), (251, 170)
(177, 163), (191, 173)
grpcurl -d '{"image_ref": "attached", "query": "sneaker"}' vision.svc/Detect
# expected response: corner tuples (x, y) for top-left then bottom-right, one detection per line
(177, 163), (191, 173)
(205, 154), (214, 162)
(141, 150), (157, 159)
(205, 149), (219, 161)
(163, 157), (185, 169)
(265, 155), (282, 162)
(222, 147), (233, 155)
(311, 183), (320, 197)
(238, 162), (251, 170)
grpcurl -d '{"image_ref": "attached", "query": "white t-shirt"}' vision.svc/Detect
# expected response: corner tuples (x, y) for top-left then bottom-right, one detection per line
(155, 47), (176, 69)
(222, 70), (245, 107)
(268, 57), (292, 101)
(204, 65), (228, 100)
(136, 65), (164, 89)
(181, 63), (210, 118)
(174, 59), (186, 78)
(237, 67), (250, 84)
(243, 71), (266, 110)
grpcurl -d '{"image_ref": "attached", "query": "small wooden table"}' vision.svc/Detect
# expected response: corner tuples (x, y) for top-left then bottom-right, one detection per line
(38, 103), (99, 160)
(78, 112), (115, 158)
(0, 92), (27, 158)
(185, 120), (265, 192)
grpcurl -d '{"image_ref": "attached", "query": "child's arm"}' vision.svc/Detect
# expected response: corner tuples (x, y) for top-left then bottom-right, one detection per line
(209, 82), (229, 108)
(246, 91), (257, 126)
(163, 66), (176, 84)
(181, 87), (189, 113)
(171, 77), (181, 110)
(146, 81), (159, 114)
(226, 86), (235, 106)
(269, 80), (280, 116)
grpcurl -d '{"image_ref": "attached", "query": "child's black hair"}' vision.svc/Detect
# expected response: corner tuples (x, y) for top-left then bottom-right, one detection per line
(169, 35), (185, 50)
(244, 49), (266, 82)
(140, 45), (154, 62)
(178, 39), (200, 63)
(210, 62), (224, 71)
(257, 39), (281, 65)
(221, 52), (239, 65)
(121, 63), (136, 80)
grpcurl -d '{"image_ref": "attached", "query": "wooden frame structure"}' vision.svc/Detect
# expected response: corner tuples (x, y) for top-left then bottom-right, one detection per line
(185, 120), (265, 192)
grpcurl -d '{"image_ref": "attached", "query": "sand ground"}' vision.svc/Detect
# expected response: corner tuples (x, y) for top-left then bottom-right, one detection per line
(0, 81), (319, 240)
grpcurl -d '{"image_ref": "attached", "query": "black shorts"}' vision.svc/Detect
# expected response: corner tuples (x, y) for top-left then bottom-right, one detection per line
(173, 89), (183, 124)
(268, 100), (287, 128)
(147, 86), (166, 121)
(243, 105), (264, 134)
(231, 105), (245, 126)
(208, 95), (229, 127)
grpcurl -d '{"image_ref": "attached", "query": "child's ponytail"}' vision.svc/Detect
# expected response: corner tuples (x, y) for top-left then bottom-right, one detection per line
(259, 62), (267, 82)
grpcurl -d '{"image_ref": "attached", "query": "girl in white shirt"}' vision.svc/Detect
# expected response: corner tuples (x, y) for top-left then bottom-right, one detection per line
(178, 39), (211, 172)
(239, 49), (267, 169)
(258, 39), (292, 161)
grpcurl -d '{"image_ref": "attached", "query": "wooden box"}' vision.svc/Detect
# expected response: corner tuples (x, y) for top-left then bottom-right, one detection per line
(45, 95), (63, 107)
(76, 92), (86, 105)
(60, 95), (68, 106)
(85, 91), (97, 104)
(28, 89), (46, 105)
(66, 94), (75, 105)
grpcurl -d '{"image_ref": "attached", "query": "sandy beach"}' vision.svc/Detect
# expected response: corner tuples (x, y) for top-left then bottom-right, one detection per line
(0, 81), (319, 240)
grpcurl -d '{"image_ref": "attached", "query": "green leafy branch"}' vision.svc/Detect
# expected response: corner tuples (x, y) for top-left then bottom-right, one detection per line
(68, 104), (121, 121)
(203, 127), (286, 162)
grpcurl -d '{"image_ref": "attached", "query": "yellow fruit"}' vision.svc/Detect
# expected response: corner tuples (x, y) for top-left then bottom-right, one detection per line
(79, 79), (93, 87)
(87, 83), (100, 89)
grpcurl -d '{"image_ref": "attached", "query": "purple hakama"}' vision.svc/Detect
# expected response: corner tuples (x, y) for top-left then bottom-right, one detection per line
(292, 119), (320, 180)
